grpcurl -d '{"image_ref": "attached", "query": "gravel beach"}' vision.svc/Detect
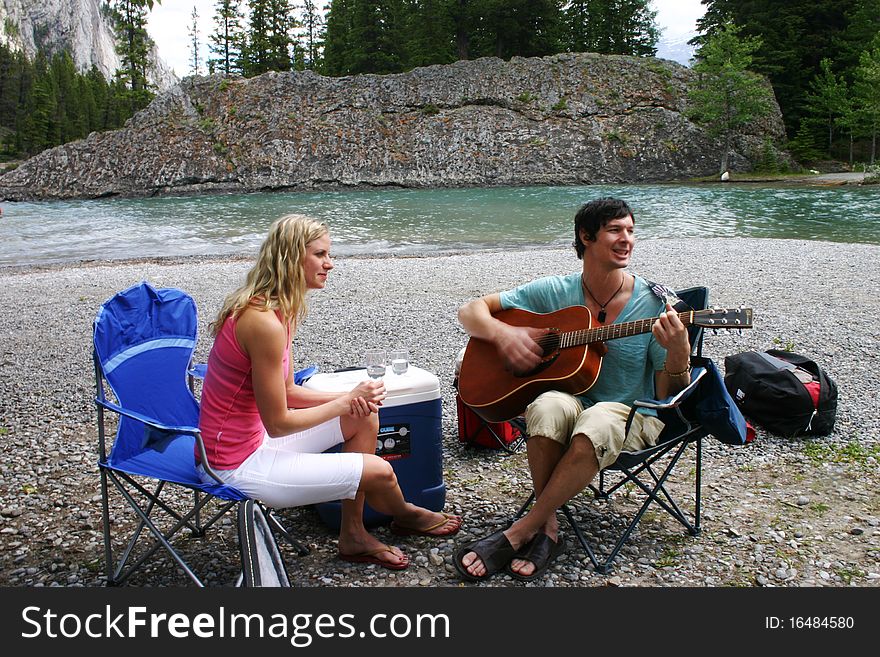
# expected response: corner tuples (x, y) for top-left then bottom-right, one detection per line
(1, 237), (878, 588)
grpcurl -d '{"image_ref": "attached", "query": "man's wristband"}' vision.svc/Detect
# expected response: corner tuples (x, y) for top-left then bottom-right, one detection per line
(663, 363), (691, 378)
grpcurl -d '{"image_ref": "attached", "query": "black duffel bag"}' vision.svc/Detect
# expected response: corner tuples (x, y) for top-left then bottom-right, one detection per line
(723, 350), (838, 437)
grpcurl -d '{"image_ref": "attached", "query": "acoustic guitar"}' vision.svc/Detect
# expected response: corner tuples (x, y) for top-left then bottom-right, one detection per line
(458, 305), (753, 422)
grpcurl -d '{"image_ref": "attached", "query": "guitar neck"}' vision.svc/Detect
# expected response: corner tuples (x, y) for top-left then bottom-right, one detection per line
(562, 311), (693, 348)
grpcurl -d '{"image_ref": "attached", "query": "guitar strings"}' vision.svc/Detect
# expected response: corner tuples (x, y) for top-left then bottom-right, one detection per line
(531, 311), (697, 350)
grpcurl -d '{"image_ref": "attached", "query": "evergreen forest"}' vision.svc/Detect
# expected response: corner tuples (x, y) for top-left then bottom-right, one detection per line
(1, 0), (879, 167)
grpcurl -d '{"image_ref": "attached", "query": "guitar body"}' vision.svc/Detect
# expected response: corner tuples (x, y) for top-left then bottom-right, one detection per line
(458, 306), (602, 423)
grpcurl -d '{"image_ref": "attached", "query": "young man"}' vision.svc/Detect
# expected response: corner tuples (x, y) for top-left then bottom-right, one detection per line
(455, 197), (692, 581)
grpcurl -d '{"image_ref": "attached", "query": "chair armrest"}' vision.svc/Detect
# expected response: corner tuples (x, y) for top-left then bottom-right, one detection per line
(624, 367), (707, 437)
(95, 397), (201, 436)
(631, 366), (707, 411)
(189, 363), (317, 385)
(188, 363), (208, 380)
(96, 396), (228, 486)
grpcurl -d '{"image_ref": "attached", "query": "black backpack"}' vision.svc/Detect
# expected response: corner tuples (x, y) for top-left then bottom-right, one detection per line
(723, 350), (838, 437)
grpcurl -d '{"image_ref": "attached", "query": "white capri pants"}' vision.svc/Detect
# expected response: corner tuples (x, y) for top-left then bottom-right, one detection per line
(201, 418), (364, 509)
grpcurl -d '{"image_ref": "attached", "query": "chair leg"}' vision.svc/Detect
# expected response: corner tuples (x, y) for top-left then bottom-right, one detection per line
(99, 467), (117, 585)
(192, 490), (205, 537)
(109, 477), (207, 587)
(693, 438), (702, 536)
(560, 504), (601, 571)
(262, 505), (310, 557)
(559, 440), (703, 573)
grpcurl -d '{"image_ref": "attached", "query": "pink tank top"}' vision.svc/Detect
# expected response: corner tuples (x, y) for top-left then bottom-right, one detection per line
(198, 310), (290, 469)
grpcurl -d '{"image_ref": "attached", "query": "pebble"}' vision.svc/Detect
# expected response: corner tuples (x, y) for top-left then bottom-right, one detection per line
(1, 240), (879, 588)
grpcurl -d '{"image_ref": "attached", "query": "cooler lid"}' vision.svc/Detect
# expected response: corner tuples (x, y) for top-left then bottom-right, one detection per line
(303, 365), (441, 408)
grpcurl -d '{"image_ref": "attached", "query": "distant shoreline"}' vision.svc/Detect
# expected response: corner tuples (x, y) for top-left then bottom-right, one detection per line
(1, 233), (876, 275)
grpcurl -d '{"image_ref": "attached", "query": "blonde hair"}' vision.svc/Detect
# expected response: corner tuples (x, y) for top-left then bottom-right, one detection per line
(212, 214), (329, 336)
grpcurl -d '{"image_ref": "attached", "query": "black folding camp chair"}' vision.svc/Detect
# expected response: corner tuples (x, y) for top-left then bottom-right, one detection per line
(513, 286), (716, 573)
(93, 281), (307, 586)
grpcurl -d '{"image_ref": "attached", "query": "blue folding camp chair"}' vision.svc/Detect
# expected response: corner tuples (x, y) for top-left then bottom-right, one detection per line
(93, 281), (307, 586)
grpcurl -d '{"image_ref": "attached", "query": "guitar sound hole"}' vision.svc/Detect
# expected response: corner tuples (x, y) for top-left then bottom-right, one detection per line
(539, 331), (561, 357)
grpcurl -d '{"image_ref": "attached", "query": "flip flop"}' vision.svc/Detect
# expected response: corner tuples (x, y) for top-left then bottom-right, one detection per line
(389, 512), (463, 537)
(505, 533), (565, 582)
(338, 544), (409, 571)
(453, 529), (517, 582)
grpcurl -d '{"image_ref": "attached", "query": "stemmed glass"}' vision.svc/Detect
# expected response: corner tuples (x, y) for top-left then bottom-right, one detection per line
(365, 349), (386, 379)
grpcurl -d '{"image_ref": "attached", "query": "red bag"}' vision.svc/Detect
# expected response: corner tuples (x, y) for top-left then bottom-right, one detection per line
(456, 394), (523, 450)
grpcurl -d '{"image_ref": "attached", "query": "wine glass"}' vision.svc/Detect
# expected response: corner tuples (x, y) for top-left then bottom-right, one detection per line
(364, 349), (386, 379)
(390, 349), (409, 375)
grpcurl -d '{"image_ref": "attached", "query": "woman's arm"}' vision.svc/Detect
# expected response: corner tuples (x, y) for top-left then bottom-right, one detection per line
(286, 377), (344, 408)
(237, 309), (384, 437)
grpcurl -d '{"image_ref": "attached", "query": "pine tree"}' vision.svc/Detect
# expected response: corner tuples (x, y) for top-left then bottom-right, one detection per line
(405, 0), (456, 68)
(266, 0), (297, 72)
(469, 0), (561, 60)
(323, 1), (407, 76)
(189, 5), (202, 76)
(562, 0), (657, 56)
(853, 36), (880, 164)
(322, 0), (353, 75)
(688, 22), (774, 174)
(450, 0), (473, 60)
(834, 0), (880, 77)
(296, 0), (326, 70)
(208, 0), (245, 76)
(695, 1), (856, 136)
(244, 0), (272, 75)
(804, 58), (849, 153)
(110, 0), (157, 113)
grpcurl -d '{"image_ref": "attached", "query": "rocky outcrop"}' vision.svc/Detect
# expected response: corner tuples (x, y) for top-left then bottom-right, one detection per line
(0, 52), (789, 201)
(0, 0), (176, 89)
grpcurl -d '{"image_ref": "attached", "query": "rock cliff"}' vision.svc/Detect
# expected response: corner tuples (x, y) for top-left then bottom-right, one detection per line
(0, 0), (175, 89)
(0, 52), (788, 201)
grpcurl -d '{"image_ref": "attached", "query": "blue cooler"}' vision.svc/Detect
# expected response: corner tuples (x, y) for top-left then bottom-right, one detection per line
(302, 365), (445, 528)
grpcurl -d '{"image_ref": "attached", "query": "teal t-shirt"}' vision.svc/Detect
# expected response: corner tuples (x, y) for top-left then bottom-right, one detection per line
(498, 272), (667, 408)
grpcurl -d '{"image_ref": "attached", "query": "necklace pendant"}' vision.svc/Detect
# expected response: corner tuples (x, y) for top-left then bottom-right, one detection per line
(598, 309), (607, 323)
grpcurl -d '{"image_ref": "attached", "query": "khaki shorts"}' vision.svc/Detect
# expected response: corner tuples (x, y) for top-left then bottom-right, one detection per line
(525, 391), (665, 470)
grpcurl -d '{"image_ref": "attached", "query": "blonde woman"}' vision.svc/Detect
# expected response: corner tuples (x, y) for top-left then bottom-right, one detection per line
(198, 214), (461, 570)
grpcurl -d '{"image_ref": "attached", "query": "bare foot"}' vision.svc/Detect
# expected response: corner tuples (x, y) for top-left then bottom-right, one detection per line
(338, 535), (408, 568)
(392, 510), (463, 536)
(509, 529), (560, 578)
